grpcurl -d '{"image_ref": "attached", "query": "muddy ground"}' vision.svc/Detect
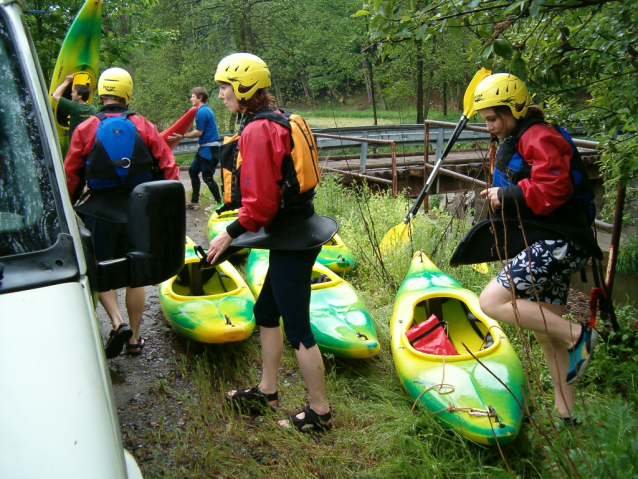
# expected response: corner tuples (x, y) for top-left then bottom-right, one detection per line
(96, 170), (210, 474)
(95, 173), (593, 476)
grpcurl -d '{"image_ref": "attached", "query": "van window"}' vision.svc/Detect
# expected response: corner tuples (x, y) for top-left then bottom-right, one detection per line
(0, 14), (61, 257)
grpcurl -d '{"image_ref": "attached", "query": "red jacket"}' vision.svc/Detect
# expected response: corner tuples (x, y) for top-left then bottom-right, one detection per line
(515, 123), (574, 215)
(65, 107), (179, 198)
(236, 118), (291, 232)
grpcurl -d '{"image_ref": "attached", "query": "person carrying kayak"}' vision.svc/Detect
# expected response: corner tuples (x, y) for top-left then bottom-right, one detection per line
(51, 73), (98, 141)
(168, 87), (222, 211)
(206, 53), (332, 431)
(466, 73), (602, 423)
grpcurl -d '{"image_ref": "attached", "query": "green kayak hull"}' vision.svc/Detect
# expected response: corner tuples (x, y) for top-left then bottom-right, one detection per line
(159, 238), (256, 343)
(246, 249), (379, 358)
(317, 233), (355, 274)
(48, 0), (101, 156)
(391, 251), (526, 445)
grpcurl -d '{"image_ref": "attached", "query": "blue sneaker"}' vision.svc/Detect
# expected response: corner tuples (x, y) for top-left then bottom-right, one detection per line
(566, 324), (599, 385)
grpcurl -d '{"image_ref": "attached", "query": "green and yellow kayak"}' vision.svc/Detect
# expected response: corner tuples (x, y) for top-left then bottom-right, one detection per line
(159, 237), (256, 343)
(48, 0), (101, 156)
(391, 251), (525, 445)
(207, 209), (249, 256)
(246, 249), (379, 358)
(317, 234), (355, 274)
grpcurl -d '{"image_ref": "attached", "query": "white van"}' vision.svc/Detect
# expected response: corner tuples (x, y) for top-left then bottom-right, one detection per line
(0, 1), (185, 477)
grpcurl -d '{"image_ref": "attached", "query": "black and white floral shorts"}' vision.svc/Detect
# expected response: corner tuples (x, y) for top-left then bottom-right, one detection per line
(495, 239), (589, 305)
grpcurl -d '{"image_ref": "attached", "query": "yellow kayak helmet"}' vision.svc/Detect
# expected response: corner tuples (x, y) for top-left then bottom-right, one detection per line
(473, 73), (530, 119)
(215, 53), (271, 101)
(98, 67), (133, 105)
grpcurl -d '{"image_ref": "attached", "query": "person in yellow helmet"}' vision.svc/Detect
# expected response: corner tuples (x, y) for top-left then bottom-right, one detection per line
(465, 73), (601, 423)
(206, 53), (333, 431)
(65, 67), (179, 359)
(51, 73), (98, 141)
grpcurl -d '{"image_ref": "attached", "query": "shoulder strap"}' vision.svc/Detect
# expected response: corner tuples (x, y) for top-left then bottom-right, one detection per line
(512, 116), (546, 143)
(251, 108), (291, 131)
(95, 109), (135, 121)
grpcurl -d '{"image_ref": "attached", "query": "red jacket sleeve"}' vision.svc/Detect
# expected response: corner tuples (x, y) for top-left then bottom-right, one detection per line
(516, 124), (574, 215)
(64, 116), (99, 198)
(130, 116), (179, 181)
(236, 119), (291, 232)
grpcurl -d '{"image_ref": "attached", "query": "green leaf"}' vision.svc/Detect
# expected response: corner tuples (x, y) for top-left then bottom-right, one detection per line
(478, 25), (493, 39)
(504, 1), (524, 15)
(482, 43), (494, 60)
(529, 0), (543, 18)
(351, 10), (371, 18)
(511, 56), (527, 76)
(493, 39), (514, 59)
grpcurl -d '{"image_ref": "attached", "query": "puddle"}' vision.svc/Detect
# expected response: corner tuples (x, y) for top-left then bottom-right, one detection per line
(109, 368), (127, 386)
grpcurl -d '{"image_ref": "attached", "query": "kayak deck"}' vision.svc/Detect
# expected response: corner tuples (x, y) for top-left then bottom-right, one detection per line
(159, 239), (255, 344)
(392, 251), (526, 445)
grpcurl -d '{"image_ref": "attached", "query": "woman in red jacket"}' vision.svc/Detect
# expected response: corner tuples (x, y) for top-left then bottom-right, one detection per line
(206, 53), (332, 431)
(473, 73), (600, 423)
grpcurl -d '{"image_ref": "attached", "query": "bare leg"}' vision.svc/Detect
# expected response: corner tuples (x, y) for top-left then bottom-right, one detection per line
(295, 344), (329, 414)
(533, 331), (575, 417)
(98, 289), (124, 330)
(278, 343), (329, 427)
(479, 278), (582, 348)
(258, 326), (283, 397)
(125, 286), (146, 345)
(226, 326), (282, 406)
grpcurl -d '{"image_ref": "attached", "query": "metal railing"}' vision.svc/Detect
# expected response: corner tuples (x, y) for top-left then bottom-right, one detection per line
(313, 132), (398, 196)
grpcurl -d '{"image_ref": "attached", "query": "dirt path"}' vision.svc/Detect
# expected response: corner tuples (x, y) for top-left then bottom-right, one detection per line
(97, 170), (210, 471)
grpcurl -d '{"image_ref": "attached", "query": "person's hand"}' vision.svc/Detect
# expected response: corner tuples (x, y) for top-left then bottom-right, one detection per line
(65, 73), (74, 83)
(168, 133), (184, 141)
(480, 187), (501, 211)
(206, 230), (233, 265)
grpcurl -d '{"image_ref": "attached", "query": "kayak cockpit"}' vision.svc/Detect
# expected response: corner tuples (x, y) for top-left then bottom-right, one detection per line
(402, 294), (500, 360)
(170, 260), (240, 298)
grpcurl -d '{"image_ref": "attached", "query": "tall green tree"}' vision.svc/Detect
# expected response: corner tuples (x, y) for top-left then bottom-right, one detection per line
(359, 0), (638, 219)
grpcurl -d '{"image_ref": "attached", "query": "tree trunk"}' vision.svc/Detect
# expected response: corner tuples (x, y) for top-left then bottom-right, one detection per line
(443, 81), (448, 118)
(367, 59), (377, 125)
(273, 77), (285, 107)
(300, 74), (313, 107)
(375, 79), (387, 110)
(228, 113), (238, 134)
(240, 6), (255, 52)
(363, 60), (373, 104)
(423, 37), (436, 120)
(416, 42), (424, 123)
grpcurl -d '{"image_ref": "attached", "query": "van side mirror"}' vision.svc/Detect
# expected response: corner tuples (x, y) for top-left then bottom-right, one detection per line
(97, 181), (185, 292)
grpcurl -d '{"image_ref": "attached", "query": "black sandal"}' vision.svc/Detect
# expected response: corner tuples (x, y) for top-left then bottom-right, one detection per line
(225, 386), (278, 410)
(289, 405), (333, 432)
(104, 323), (133, 359)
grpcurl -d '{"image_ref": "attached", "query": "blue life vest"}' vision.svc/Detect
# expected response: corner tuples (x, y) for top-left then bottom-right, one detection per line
(494, 120), (596, 224)
(85, 111), (154, 191)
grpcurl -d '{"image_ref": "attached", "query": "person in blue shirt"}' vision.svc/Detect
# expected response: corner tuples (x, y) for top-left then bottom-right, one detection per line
(169, 87), (221, 209)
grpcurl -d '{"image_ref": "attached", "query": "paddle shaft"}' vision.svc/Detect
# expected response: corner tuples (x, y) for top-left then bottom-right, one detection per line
(404, 116), (469, 223)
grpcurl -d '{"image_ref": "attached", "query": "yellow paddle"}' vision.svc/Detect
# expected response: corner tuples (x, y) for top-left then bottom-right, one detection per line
(379, 67), (492, 253)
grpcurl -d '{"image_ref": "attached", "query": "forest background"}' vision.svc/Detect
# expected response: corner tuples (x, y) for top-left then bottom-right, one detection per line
(26, 0), (638, 231)
(23, 1), (638, 477)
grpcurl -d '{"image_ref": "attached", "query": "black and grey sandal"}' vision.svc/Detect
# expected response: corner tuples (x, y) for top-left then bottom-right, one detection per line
(225, 386), (278, 410)
(289, 405), (333, 432)
(104, 323), (133, 359)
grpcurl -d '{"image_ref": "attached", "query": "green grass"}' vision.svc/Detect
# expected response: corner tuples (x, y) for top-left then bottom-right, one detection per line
(143, 176), (638, 478)
(291, 105), (463, 128)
